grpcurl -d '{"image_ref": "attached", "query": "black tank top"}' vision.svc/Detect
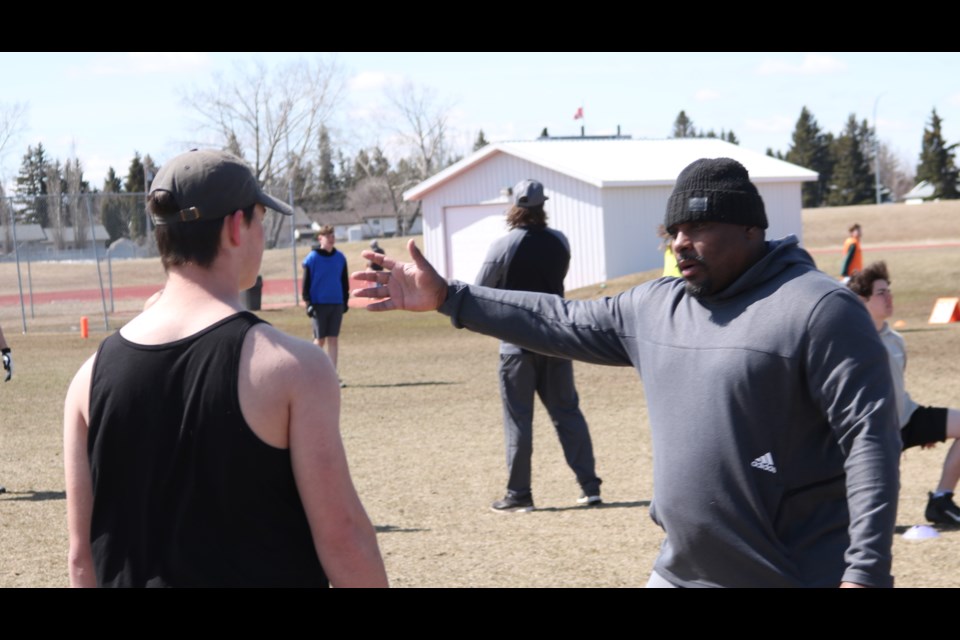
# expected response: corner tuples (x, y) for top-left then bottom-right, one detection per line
(88, 312), (328, 587)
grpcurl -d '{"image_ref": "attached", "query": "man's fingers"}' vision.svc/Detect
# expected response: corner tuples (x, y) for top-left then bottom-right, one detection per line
(361, 248), (398, 271)
(408, 239), (428, 268)
(351, 270), (378, 282)
(364, 299), (397, 312)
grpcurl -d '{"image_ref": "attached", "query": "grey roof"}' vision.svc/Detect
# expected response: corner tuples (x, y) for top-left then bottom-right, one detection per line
(43, 225), (110, 242)
(6, 224), (47, 241)
(305, 210), (392, 227)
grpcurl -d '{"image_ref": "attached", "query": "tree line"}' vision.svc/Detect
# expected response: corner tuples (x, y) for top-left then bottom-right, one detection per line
(765, 106), (957, 206)
(4, 57), (959, 253)
(3, 56), (463, 249)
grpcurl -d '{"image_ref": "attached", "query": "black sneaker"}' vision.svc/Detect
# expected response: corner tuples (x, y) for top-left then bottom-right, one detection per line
(925, 491), (960, 525)
(491, 494), (534, 513)
(577, 493), (602, 507)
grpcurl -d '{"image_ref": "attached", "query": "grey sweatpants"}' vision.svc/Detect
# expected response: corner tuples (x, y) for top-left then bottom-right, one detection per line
(498, 351), (601, 498)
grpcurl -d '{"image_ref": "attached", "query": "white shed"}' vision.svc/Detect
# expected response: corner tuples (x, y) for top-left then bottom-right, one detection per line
(404, 138), (818, 290)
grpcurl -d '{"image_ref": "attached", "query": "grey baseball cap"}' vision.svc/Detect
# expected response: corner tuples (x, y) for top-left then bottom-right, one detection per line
(513, 179), (548, 208)
(149, 149), (293, 225)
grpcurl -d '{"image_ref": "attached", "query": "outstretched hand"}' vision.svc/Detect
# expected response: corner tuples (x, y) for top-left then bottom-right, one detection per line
(351, 239), (448, 312)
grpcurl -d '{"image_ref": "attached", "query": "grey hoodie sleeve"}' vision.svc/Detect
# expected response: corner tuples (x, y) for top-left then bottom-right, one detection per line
(804, 289), (901, 587)
(439, 281), (635, 367)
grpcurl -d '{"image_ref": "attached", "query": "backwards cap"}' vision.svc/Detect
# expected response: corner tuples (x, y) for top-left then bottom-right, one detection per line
(513, 179), (549, 208)
(149, 149), (293, 225)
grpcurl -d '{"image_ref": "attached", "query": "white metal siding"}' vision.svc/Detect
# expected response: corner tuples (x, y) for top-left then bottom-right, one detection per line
(756, 182), (803, 244)
(421, 152), (606, 290)
(602, 185), (673, 279)
(418, 148), (807, 291)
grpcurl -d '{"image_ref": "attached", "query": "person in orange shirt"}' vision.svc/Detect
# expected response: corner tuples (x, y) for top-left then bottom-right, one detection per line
(840, 223), (862, 282)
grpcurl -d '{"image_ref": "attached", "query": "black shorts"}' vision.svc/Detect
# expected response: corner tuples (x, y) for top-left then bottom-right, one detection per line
(310, 303), (344, 339)
(900, 406), (948, 450)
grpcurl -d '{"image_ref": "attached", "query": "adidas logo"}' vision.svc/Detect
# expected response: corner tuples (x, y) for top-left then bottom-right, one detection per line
(750, 452), (777, 474)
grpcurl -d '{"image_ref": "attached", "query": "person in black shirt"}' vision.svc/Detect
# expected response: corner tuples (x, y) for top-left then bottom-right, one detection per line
(474, 179), (602, 513)
(63, 149), (386, 587)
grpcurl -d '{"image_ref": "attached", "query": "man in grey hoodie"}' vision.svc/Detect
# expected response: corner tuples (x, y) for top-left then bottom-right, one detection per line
(353, 157), (902, 588)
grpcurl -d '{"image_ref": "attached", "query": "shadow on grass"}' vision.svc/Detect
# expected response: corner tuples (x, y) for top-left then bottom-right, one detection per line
(0, 490), (65, 502)
(375, 524), (429, 534)
(351, 381), (457, 389)
(895, 523), (960, 534)
(533, 499), (650, 513)
(898, 326), (956, 334)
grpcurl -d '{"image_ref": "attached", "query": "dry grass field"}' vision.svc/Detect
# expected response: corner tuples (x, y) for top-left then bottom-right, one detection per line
(1, 201), (958, 587)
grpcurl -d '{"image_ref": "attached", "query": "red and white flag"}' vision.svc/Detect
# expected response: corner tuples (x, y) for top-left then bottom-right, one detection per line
(573, 107), (583, 120)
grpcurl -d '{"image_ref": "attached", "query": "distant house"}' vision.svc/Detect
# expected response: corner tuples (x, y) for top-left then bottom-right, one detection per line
(301, 209), (423, 243)
(901, 180), (936, 205)
(8, 224), (47, 243)
(1, 223), (46, 255)
(42, 224), (110, 249)
(404, 138), (818, 290)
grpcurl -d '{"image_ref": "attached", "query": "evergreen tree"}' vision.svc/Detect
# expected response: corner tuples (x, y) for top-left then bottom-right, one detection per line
(101, 166), (126, 242)
(317, 125), (341, 210)
(14, 143), (51, 226)
(473, 129), (489, 151)
(124, 151), (146, 238)
(103, 166), (122, 193)
(337, 150), (355, 193)
(355, 147), (390, 179)
(916, 108), (959, 199)
(540, 127), (549, 138)
(723, 130), (739, 145)
(672, 111), (696, 138)
(785, 107), (834, 207)
(124, 151), (145, 193)
(827, 114), (875, 206)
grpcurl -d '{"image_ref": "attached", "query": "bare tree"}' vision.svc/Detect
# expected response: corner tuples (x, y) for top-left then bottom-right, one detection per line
(46, 161), (63, 249)
(0, 102), (27, 252)
(184, 56), (345, 246)
(349, 147), (418, 235)
(386, 82), (454, 179)
(877, 142), (916, 202)
(65, 158), (87, 249)
(0, 101), (27, 164)
(0, 182), (10, 253)
(382, 82), (459, 235)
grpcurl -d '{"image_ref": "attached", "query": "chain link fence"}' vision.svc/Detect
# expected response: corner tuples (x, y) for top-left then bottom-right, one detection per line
(0, 193), (300, 335)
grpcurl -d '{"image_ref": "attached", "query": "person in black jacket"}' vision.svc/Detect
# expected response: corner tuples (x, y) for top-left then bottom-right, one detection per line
(474, 179), (602, 513)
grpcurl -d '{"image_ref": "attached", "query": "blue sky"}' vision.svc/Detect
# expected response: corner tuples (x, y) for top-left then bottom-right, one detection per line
(2, 52), (958, 190)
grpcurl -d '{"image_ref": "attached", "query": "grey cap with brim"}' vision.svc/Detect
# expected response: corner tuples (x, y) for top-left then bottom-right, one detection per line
(513, 179), (548, 208)
(149, 149), (293, 225)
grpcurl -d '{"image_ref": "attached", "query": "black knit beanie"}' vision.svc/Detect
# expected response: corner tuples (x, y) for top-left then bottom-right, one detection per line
(664, 157), (768, 230)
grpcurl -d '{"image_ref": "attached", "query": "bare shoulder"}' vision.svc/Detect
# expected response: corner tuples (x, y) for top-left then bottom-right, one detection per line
(65, 353), (97, 425)
(238, 322), (339, 448)
(243, 322), (336, 383)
